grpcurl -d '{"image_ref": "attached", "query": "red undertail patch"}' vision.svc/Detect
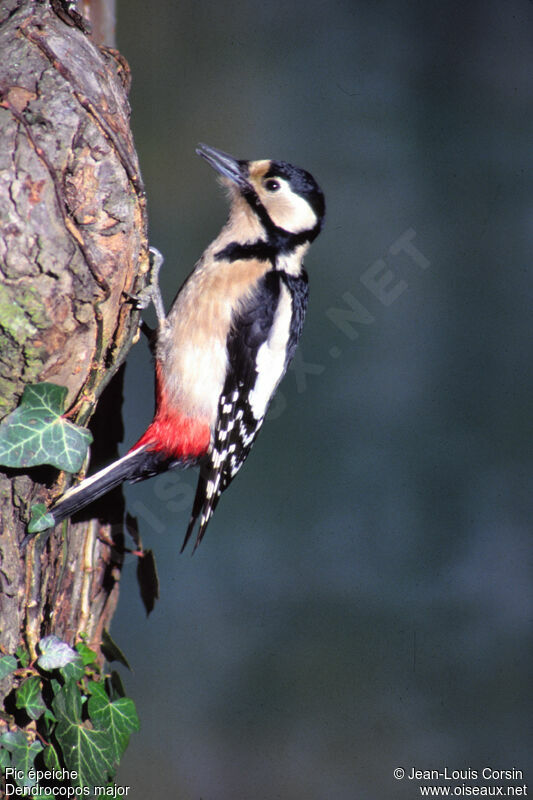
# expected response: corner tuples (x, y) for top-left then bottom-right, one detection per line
(130, 361), (211, 460)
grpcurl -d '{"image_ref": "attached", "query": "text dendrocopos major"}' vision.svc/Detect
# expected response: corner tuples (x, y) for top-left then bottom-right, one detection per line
(49, 144), (325, 551)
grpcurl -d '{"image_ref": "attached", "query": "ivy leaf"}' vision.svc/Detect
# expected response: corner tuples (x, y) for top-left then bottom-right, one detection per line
(28, 503), (55, 534)
(59, 655), (85, 683)
(0, 746), (11, 769)
(137, 548), (159, 616)
(43, 743), (62, 771)
(125, 512), (141, 548)
(43, 707), (57, 728)
(0, 654), (18, 679)
(107, 671), (126, 701)
(53, 680), (115, 787)
(87, 681), (139, 763)
(58, 724), (114, 789)
(0, 382), (92, 473)
(16, 646), (30, 668)
(75, 641), (98, 667)
(38, 635), (78, 671)
(0, 730), (43, 786)
(51, 680), (82, 726)
(101, 630), (131, 671)
(16, 676), (46, 720)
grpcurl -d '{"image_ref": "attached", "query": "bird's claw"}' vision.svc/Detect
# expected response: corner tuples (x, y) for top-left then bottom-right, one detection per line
(125, 247), (167, 326)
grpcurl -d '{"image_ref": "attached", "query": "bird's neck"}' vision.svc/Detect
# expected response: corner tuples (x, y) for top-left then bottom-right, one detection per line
(209, 198), (309, 275)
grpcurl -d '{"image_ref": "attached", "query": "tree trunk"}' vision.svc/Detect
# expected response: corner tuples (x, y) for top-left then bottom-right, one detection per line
(0, 0), (147, 694)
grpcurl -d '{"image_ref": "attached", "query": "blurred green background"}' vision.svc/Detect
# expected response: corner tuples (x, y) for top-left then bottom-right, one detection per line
(112, 1), (532, 797)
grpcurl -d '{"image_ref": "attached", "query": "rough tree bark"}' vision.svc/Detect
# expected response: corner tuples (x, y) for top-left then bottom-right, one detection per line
(0, 0), (148, 699)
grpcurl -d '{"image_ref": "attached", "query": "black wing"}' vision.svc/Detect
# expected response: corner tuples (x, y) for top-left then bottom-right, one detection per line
(182, 269), (308, 551)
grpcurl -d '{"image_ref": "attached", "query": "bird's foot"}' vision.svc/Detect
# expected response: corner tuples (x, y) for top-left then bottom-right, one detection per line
(125, 247), (167, 327)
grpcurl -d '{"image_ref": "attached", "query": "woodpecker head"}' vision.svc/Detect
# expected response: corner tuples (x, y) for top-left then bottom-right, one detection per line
(196, 143), (325, 244)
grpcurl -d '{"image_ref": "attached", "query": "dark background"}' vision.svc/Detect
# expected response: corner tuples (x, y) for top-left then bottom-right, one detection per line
(113, 2), (532, 798)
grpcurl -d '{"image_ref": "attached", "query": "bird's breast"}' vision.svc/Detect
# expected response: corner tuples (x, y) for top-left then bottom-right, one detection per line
(157, 255), (270, 427)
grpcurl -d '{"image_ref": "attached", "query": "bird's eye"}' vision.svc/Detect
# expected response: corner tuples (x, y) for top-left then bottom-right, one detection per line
(264, 178), (280, 192)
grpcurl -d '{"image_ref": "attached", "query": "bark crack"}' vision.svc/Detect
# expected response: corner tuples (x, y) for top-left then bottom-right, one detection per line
(6, 101), (111, 295)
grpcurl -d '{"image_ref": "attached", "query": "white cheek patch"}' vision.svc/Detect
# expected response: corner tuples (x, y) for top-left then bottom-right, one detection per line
(262, 182), (317, 234)
(248, 284), (293, 420)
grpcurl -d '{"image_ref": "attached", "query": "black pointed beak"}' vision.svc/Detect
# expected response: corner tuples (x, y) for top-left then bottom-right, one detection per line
(196, 143), (250, 190)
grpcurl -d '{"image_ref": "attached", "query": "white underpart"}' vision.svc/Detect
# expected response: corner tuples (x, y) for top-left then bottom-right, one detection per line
(168, 339), (227, 423)
(249, 283), (293, 421)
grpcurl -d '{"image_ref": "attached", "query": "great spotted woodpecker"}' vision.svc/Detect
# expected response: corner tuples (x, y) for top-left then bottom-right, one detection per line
(49, 144), (325, 550)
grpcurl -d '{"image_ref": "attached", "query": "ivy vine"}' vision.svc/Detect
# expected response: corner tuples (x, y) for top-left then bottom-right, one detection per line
(0, 634), (139, 798)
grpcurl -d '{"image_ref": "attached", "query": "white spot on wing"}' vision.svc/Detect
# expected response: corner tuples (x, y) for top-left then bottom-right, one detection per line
(248, 284), (293, 420)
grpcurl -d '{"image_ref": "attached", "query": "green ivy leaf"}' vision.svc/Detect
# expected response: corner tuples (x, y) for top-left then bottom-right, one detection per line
(52, 679), (82, 724)
(75, 641), (98, 667)
(28, 503), (55, 534)
(0, 382), (92, 473)
(0, 730), (43, 787)
(101, 629), (131, 671)
(43, 743), (62, 771)
(137, 548), (159, 616)
(125, 512), (141, 548)
(53, 680), (115, 787)
(16, 676), (46, 720)
(59, 724), (114, 789)
(43, 707), (57, 728)
(0, 654), (18, 679)
(87, 682), (139, 763)
(16, 646), (30, 668)
(59, 655), (85, 682)
(107, 671), (126, 701)
(0, 746), (11, 768)
(38, 635), (78, 671)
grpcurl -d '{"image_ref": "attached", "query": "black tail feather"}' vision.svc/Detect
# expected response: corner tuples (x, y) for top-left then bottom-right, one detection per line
(181, 472), (208, 553)
(51, 446), (169, 525)
(181, 467), (224, 553)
